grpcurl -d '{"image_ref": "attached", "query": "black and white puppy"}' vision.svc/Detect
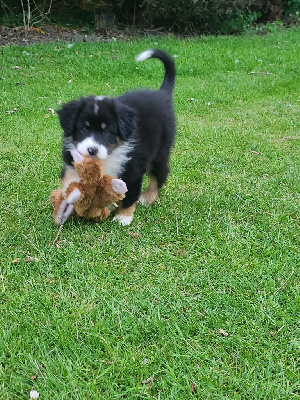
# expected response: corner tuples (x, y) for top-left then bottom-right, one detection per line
(58, 49), (176, 225)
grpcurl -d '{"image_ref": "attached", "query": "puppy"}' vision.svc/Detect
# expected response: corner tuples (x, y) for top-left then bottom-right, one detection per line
(58, 49), (176, 225)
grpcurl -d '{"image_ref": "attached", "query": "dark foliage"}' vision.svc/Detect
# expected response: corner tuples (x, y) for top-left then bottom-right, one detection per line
(0, 0), (299, 33)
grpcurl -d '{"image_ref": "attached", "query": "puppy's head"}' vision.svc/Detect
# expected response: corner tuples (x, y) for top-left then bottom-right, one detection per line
(58, 95), (137, 159)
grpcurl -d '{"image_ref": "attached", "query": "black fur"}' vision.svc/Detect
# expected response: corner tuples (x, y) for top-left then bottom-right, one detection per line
(58, 49), (176, 217)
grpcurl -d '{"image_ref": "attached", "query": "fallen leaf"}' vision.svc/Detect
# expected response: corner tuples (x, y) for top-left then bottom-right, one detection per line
(191, 382), (196, 393)
(30, 375), (37, 380)
(251, 151), (260, 155)
(142, 376), (153, 385)
(30, 27), (42, 33)
(25, 256), (39, 263)
(129, 232), (141, 237)
(12, 258), (20, 263)
(219, 328), (229, 337)
(250, 70), (278, 76)
(282, 136), (299, 141)
(48, 108), (55, 115)
(99, 359), (113, 365)
(6, 108), (18, 114)
(29, 390), (39, 399)
(12, 65), (21, 69)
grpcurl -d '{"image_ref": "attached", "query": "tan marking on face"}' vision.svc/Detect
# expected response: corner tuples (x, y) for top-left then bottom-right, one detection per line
(84, 121), (90, 127)
(101, 122), (106, 130)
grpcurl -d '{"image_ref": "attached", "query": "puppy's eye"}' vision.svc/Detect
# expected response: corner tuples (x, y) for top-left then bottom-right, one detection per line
(101, 122), (106, 130)
(84, 121), (90, 127)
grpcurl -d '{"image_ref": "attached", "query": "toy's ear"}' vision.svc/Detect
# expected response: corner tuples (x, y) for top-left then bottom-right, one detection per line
(57, 99), (83, 135)
(114, 100), (138, 141)
(70, 149), (84, 164)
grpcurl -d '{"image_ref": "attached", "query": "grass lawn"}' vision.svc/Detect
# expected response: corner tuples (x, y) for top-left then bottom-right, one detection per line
(0, 28), (299, 399)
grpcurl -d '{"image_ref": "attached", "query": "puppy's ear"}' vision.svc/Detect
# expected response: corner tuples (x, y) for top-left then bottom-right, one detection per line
(114, 101), (138, 141)
(57, 99), (83, 135)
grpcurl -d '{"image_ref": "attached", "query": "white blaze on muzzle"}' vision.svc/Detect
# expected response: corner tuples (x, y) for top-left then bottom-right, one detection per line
(76, 137), (108, 159)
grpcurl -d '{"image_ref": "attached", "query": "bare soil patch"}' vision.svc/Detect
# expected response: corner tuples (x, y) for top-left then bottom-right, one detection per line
(0, 25), (131, 47)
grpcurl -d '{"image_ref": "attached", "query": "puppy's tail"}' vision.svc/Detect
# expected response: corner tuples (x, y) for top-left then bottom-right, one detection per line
(135, 49), (176, 93)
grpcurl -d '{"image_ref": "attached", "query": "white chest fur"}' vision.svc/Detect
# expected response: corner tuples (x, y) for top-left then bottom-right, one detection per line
(103, 141), (134, 177)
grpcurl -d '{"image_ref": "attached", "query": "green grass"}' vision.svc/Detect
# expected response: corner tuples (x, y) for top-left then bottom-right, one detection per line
(0, 29), (299, 399)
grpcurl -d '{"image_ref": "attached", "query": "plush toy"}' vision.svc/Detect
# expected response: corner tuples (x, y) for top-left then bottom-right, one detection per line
(50, 149), (127, 225)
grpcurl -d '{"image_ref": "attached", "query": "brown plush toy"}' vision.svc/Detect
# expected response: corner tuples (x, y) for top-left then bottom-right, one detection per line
(50, 149), (127, 225)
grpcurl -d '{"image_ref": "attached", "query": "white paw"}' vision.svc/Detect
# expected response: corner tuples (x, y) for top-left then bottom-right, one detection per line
(138, 194), (151, 207)
(111, 179), (128, 194)
(112, 214), (133, 226)
(67, 188), (81, 204)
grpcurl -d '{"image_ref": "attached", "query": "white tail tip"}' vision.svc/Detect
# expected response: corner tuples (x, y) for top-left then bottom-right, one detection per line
(135, 49), (154, 62)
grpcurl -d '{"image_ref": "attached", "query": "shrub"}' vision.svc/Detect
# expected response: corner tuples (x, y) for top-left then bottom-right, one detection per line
(0, 0), (297, 33)
(284, 0), (300, 15)
(112, 0), (290, 34)
(137, 0), (284, 33)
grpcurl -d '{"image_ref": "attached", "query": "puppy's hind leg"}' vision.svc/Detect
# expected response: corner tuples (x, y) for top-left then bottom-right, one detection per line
(139, 159), (170, 206)
(138, 174), (160, 206)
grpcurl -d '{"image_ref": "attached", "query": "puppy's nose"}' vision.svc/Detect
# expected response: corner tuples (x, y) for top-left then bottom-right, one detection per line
(88, 147), (98, 156)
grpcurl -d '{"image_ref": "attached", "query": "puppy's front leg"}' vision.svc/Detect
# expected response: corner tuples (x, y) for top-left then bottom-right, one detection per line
(62, 165), (80, 196)
(113, 203), (136, 226)
(112, 177), (141, 226)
